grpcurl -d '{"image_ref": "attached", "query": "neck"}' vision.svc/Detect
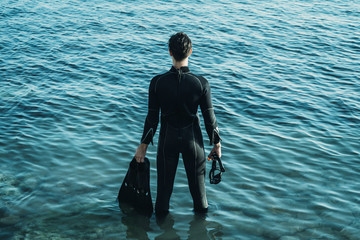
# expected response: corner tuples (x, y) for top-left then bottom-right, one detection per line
(172, 57), (189, 69)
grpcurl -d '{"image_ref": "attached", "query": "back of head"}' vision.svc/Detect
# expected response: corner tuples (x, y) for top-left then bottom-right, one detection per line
(168, 32), (192, 61)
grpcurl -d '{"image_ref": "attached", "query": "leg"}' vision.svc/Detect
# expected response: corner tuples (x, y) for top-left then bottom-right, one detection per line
(155, 124), (179, 214)
(181, 124), (208, 212)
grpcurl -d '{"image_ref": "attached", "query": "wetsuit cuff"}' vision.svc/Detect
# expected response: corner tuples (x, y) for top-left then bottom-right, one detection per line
(141, 128), (154, 145)
(141, 140), (152, 145)
(213, 136), (221, 144)
(141, 138), (153, 145)
(210, 127), (221, 145)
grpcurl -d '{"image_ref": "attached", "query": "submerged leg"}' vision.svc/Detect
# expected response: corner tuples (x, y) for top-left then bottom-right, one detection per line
(181, 124), (208, 212)
(155, 125), (180, 214)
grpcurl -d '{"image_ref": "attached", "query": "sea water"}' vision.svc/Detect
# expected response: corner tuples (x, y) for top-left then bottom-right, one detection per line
(1, 0), (359, 239)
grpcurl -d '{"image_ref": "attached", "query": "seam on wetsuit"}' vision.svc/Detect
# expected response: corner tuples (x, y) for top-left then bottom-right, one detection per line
(142, 127), (154, 145)
(211, 127), (222, 144)
(165, 120), (194, 130)
(154, 72), (172, 94)
(203, 108), (217, 127)
(186, 73), (203, 93)
(202, 107), (214, 115)
(192, 122), (197, 184)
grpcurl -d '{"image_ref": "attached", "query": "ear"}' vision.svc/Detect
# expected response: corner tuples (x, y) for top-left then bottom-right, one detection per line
(189, 48), (193, 56)
(169, 50), (173, 56)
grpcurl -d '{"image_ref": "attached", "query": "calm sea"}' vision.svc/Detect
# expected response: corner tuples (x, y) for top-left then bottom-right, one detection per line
(1, 0), (359, 239)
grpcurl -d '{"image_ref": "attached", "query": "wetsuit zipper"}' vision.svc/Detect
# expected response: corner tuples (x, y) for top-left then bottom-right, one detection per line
(177, 69), (182, 97)
(176, 69), (182, 129)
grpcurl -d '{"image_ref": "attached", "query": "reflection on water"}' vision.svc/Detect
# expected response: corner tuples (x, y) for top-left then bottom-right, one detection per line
(155, 214), (180, 240)
(188, 213), (224, 240)
(120, 207), (224, 240)
(121, 212), (151, 239)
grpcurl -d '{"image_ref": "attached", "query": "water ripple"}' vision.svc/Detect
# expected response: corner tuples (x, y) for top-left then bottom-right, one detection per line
(1, 0), (360, 239)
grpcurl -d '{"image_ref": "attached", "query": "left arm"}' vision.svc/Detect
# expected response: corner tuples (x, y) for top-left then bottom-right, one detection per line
(135, 77), (160, 162)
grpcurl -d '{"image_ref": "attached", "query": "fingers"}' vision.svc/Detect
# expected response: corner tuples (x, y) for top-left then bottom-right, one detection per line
(134, 152), (145, 163)
(207, 143), (222, 160)
(135, 155), (144, 163)
(135, 144), (147, 163)
(207, 148), (216, 161)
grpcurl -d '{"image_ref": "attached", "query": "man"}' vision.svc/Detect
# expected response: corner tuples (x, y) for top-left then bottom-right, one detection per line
(134, 32), (221, 215)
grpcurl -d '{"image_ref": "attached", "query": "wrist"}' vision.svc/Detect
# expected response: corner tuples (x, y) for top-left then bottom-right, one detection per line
(140, 143), (148, 149)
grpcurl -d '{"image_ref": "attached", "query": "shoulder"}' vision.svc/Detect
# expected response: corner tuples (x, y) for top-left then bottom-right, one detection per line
(187, 72), (209, 89)
(153, 71), (172, 82)
(149, 70), (173, 92)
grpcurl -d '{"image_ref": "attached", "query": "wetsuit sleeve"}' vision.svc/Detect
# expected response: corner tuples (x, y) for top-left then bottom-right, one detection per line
(141, 77), (160, 145)
(199, 78), (221, 145)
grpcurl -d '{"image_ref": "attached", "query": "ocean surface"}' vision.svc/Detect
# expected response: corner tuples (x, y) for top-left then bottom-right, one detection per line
(1, 0), (359, 239)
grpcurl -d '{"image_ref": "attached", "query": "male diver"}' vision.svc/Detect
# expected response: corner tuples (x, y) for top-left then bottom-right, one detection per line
(134, 32), (221, 215)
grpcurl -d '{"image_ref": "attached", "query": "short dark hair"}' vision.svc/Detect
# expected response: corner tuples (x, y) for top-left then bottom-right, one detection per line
(168, 32), (192, 61)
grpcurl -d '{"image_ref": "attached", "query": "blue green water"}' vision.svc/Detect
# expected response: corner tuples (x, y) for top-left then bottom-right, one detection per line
(1, 0), (359, 239)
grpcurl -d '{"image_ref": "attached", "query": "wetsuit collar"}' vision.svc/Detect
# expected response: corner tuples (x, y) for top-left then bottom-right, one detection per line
(170, 66), (190, 73)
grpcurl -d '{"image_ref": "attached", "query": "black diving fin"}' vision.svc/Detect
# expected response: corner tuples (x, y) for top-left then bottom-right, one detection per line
(117, 157), (153, 217)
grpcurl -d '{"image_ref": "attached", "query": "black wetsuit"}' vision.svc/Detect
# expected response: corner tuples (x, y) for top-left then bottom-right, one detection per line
(141, 66), (220, 213)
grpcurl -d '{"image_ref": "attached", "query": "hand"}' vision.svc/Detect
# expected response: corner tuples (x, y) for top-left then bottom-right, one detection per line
(207, 142), (221, 160)
(135, 143), (148, 163)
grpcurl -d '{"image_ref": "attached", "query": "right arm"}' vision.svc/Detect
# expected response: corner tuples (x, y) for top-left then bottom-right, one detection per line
(199, 77), (222, 158)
